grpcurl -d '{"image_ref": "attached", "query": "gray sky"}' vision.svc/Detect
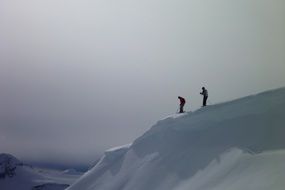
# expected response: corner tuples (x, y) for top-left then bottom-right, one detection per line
(1, 0), (285, 168)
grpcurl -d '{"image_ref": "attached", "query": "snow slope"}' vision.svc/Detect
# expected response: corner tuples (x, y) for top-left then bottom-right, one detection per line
(67, 87), (285, 190)
(174, 148), (285, 190)
(0, 154), (82, 190)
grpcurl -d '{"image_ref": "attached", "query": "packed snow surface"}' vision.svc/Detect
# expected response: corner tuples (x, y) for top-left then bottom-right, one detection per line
(68, 87), (285, 190)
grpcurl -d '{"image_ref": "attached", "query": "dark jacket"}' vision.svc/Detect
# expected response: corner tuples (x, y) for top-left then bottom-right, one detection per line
(200, 89), (208, 97)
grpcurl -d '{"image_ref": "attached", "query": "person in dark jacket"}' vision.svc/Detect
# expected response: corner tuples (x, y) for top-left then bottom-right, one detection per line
(178, 96), (186, 113)
(200, 87), (208, 107)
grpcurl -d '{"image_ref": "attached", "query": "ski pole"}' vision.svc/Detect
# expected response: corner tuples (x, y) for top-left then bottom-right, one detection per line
(208, 100), (212, 105)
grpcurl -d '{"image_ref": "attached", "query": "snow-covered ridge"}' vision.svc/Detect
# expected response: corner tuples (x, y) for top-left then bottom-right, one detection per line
(68, 87), (285, 190)
(0, 154), (23, 179)
(0, 154), (82, 190)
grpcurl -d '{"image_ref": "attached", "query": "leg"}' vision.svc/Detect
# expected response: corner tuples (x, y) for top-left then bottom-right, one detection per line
(180, 104), (184, 113)
(203, 96), (208, 106)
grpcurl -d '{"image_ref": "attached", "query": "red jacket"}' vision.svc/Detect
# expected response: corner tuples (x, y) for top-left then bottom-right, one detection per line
(178, 96), (186, 105)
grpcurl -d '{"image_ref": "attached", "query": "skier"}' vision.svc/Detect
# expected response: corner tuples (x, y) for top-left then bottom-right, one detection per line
(200, 87), (208, 107)
(178, 96), (186, 113)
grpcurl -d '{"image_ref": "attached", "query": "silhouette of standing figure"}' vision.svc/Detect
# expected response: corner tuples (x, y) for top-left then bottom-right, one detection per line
(178, 96), (186, 113)
(200, 87), (208, 107)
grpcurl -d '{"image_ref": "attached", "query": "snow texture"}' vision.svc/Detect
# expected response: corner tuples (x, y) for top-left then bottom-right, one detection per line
(67, 87), (285, 190)
(0, 154), (82, 190)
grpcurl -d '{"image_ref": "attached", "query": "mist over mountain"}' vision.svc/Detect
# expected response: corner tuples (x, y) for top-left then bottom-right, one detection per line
(0, 153), (82, 190)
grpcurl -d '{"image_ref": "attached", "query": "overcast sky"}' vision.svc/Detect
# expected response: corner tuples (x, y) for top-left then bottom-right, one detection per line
(0, 0), (285, 168)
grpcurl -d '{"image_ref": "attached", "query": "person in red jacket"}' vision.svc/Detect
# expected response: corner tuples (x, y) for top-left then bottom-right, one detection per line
(178, 96), (186, 113)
